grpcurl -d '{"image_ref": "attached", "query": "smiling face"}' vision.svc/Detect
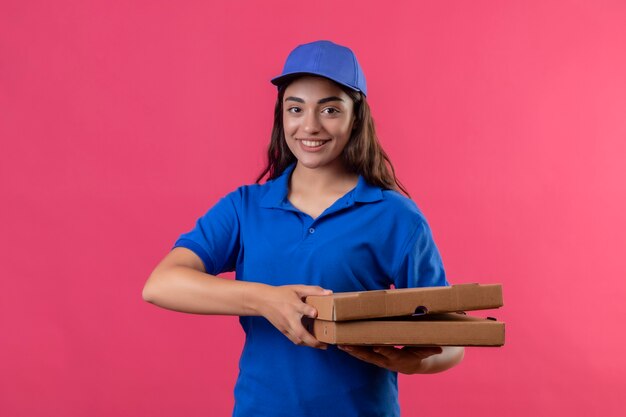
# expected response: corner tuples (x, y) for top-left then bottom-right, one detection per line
(282, 76), (356, 172)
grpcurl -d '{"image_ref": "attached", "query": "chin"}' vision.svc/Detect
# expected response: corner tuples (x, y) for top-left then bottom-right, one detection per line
(296, 159), (328, 170)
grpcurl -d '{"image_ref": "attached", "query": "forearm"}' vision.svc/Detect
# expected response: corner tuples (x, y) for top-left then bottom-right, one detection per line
(143, 265), (330, 348)
(418, 346), (465, 374)
(142, 265), (266, 316)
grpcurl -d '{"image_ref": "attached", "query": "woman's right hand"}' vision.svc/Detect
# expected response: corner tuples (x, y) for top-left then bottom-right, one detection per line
(144, 250), (331, 348)
(255, 284), (332, 349)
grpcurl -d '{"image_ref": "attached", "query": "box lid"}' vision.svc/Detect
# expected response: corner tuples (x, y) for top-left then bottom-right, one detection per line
(305, 283), (503, 321)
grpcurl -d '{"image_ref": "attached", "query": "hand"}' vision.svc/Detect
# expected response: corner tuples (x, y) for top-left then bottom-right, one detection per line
(337, 345), (443, 374)
(257, 284), (332, 349)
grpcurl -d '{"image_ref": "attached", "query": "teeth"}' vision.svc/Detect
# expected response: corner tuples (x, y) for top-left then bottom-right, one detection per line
(302, 140), (326, 147)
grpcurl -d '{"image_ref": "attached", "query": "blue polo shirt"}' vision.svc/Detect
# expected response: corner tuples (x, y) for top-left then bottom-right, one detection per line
(173, 163), (448, 417)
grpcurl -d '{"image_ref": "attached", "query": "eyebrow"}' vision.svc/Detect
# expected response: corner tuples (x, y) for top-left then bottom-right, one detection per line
(284, 96), (345, 104)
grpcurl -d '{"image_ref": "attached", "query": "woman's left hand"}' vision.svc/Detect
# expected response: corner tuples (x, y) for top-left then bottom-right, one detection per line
(337, 345), (450, 374)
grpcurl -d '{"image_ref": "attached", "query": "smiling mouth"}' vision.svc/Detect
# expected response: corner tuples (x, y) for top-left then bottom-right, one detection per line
(300, 139), (330, 147)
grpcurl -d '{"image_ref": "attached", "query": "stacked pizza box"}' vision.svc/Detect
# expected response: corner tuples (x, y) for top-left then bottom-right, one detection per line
(304, 283), (505, 347)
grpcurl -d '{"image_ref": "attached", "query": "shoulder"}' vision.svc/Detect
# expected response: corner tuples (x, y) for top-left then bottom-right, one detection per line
(218, 178), (281, 208)
(378, 189), (429, 225)
(225, 182), (264, 199)
(356, 187), (435, 247)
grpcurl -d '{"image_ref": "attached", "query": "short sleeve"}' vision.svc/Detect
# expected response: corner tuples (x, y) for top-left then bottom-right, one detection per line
(393, 220), (448, 289)
(172, 190), (241, 275)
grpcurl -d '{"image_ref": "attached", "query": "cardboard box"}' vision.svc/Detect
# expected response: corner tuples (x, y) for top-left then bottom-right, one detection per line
(305, 313), (505, 347)
(305, 283), (503, 321)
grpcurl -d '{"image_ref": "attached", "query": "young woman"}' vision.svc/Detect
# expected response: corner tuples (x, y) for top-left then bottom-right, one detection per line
(143, 40), (464, 417)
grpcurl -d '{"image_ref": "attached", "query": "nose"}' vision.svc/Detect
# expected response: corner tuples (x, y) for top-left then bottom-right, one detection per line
(303, 110), (321, 134)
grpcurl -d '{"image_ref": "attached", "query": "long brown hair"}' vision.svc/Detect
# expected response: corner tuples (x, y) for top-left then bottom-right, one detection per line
(256, 79), (410, 197)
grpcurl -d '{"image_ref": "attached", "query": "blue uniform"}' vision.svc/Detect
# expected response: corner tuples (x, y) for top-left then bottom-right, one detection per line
(173, 163), (448, 417)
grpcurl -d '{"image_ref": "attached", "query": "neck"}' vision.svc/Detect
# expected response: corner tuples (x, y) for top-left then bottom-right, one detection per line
(290, 162), (358, 195)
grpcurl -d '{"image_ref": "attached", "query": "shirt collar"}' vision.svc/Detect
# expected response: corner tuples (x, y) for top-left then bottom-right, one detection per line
(260, 164), (296, 208)
(353, 175), (384, 203)
(260, 163), (384, 209)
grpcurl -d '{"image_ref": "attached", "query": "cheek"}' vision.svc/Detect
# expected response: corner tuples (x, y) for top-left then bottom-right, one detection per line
(330, 119), (354, 139)
(282, 115), (298, 136)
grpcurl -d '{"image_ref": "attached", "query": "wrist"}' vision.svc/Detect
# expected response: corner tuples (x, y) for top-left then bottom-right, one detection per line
(242, 282), (271, 316)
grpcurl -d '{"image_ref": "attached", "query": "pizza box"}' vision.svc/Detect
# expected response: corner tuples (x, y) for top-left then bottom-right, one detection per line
(305, 283), (503, 321)
(304, 313), (505, 347)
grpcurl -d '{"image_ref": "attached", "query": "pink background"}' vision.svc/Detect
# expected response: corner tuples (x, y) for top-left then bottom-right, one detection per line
(2, 1), (625, 416)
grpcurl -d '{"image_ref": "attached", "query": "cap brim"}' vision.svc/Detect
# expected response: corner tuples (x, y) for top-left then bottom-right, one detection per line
(270, 72), (364, 96)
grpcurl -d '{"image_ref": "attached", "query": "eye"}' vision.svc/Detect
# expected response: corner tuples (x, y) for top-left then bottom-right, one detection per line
(286, 106), (302, 114)
(322, 107), (340, 115)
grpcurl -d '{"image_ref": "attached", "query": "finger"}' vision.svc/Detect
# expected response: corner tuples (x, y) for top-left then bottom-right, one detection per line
(294, 285), (333, 298)
(402, 346), (443, 355)
(297, 302), (318, 318)
(402, 346), (443, 359)
(338, 346), (387, 365)
(279, 326), (302, 347)
(292, 321), (328, 350)
(371, 346), (405, 361)
(297, 330), (328, 349)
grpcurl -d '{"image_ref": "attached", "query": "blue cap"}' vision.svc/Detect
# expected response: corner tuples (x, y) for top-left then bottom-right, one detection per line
(271, 40), (367, 96)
